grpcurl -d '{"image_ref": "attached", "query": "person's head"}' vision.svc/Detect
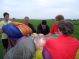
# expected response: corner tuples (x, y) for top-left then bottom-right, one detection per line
(58, 21), (74, 36)
(55, 15), (64, 22)
(42, 20), (47, 25)
(3, 12), (9, 21)
(23, 17), (29, 23)
(34, 34), (47, 49)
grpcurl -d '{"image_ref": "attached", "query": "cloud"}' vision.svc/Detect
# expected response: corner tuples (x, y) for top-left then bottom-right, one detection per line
(0, 0), (79, 19)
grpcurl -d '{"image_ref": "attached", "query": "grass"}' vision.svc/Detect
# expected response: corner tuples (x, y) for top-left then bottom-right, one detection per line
(0, 40), (3, 59)
(0, 20), (79, 59)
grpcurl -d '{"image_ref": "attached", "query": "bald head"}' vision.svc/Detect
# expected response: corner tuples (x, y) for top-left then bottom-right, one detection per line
(23, 17), (29, 23)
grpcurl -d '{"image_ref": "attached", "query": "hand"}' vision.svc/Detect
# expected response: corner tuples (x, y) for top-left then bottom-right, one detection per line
(31, 33), (38, 38)
(45, 33), (53, 37)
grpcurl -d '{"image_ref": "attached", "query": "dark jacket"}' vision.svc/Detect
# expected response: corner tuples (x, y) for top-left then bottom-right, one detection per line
(26, 23), (36, 33)
(37, 24), (50, 35)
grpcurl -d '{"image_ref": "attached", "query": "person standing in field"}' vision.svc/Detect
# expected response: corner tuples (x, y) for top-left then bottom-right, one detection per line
(46, 15), (64, 36)
(23, 16), (36, 33)
(43, 21), (79, 59)
(0, 12), (11, 53)
(37, 20), (50, 35)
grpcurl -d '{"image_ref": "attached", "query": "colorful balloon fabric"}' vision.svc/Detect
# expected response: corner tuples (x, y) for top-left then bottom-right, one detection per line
(2, 24), (23, 40)
(10, 22), (32, 36)
(2, 22), (32, 40)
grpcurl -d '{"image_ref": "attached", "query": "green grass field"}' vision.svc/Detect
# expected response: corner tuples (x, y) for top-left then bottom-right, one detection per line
(0, 20), (79, 59)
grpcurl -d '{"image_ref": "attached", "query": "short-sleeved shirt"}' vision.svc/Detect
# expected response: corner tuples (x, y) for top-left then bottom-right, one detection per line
(0, 20), (11, 39)
(50, 23), (59, 34)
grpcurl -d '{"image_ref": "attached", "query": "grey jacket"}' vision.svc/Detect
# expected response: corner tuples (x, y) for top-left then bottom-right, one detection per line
(4, 36), (36, 59)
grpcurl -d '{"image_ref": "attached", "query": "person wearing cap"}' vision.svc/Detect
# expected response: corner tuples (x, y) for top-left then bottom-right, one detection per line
(43, 21), (79, 59)
(37, 20), (50, 35)
(2, 23), (47, 59)
(0, 12), (11, 53)
(23, 16), (36, 33)
(46, 15), (64, 36)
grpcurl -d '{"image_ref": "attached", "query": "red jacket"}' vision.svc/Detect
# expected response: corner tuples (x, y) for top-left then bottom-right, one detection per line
(45, 35), (79, 59)
(50, 23), (59, 34)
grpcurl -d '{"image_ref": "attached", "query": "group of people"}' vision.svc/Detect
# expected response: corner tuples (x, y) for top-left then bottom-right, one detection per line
(23, 16), (50, 35)
(0, 12), (79, 59)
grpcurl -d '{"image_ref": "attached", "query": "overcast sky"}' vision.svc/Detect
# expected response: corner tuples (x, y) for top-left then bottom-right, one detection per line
(0, 0), (79, 19)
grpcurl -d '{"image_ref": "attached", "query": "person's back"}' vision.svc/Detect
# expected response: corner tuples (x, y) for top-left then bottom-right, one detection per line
(43, 21), (79, 59)
(4, 36), (36, 59)
(44, 35), (79, 59)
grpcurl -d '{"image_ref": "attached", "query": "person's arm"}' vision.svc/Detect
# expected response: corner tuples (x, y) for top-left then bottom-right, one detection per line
(45, 32), (53, 36)
(28, 23), (36, 33)
(45, 24), (56, 36)
(50, 24), (55, 34)
(37, 24), (41, 34)
(46, 25), (50, 34)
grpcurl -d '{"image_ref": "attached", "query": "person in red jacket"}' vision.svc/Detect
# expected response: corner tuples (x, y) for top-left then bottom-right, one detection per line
(46, 15), (64, 36)
(43, 21), (79, 59)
